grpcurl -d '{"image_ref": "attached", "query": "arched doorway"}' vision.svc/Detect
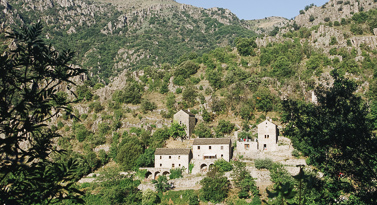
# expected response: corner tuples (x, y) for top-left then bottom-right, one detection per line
(145, 171), (152, 179)
(154, 171), (161, 179)
(200, 164), (208, 172)
(162, 171), (170, 177)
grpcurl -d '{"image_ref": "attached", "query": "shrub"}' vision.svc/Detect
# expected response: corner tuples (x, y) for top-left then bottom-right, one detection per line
(330, 36), (338, 45)
(57, 121), (64, 129)
(292, 149), (301, 158)
(176, 88), (182, 94)
(334, 21), (340, 26)
(254, 158), (274, 170)
(189, 163), (194, 174)
(324, 17), (330, 22)
(170, 168), (184, 179)
(309, 15), (315, 22)
(329, 48), (337, 55)
(215, 120), (235, 135)
(214, 159), (233, 172)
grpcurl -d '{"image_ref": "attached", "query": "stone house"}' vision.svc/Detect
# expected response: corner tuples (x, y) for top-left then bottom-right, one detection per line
(154, 148), (192, 173)
(191, 138), (232, 173)
(258, 119), (279, 151)
(192, 138), (232, 161)
(236, 131), (258, 158)
(173, 110), (196, 137)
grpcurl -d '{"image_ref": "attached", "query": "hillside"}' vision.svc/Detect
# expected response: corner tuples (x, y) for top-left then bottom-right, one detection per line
(2, 0), (377, 204)
(0, 0), (257, 83)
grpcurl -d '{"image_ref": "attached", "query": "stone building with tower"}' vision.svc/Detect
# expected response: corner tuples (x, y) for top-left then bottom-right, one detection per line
(173, 110), (196, 137)
(257, 119), (279, 151)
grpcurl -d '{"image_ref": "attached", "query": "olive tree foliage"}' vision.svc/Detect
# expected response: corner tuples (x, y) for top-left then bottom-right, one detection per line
(0, 23), (85, 204)
(282, 71), (377, 203)
(235, 37), (257, 56)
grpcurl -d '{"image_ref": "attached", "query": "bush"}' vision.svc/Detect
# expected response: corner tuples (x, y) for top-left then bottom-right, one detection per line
(254, 158), (274, 170)
(215, 120), (235, 136)
(214, 159), (233, 172)
(292, 149), (301, 158)
(170, 168), (184, 179)
(334, 21), (340, 26)
(329, 36), (338, 45)
(324, 17), (330, 22)
(309, 15), (315, 22)
(176, 88), (182, 94)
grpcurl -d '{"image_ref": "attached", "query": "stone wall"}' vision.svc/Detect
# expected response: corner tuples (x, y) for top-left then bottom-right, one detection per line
(258, 120), (278, 151)
(173, 110), (195, 137)
(236, 140), (259, 158)
(192, 144), (231, 162)
(155, 154), (190, 173)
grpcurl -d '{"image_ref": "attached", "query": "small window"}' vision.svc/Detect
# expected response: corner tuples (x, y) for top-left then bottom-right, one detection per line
(209, 146), (212, 150)
(178, 156), (180, 159)
(169, 156), (171, 159)
(172, 163), (175, 168)
(267, 135), (269, 139)
(221, 146), (223, 150)
(179, 164), (181, 167)
(160, 156), (162, 159)
(245, 144), (250, 150)
(160, 164), (162, 167)
(198, 146), (200, 150)
(221, 154), (223, 158)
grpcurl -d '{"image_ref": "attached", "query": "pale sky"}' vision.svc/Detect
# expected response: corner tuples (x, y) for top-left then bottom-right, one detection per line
(175, 0), (329, 20)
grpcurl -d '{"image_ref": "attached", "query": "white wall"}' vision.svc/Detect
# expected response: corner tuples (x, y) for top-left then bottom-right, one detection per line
(155, 154), (190, 173)
(192, 144), (231, 162)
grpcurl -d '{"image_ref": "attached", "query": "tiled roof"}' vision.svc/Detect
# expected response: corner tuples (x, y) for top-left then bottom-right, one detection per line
(182, 110), (195, 116)
(193, 138), (231, 145)
(155, 148), (191, 155)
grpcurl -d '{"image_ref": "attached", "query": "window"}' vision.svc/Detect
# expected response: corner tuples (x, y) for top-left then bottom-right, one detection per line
(221, 154), (223, 158)
(160, 156), (162, 159)
(160, 164), (162, 167)
(169, 156), (171, 159)
(172, 164), (175, 168)
(198, 146), (200, 150)
(245, 144), (250, 150)
(209, 146), (212, 150)
(221, 146), (223, 150)
(179, 164), (181, 167)
(178, 156), (180, 159)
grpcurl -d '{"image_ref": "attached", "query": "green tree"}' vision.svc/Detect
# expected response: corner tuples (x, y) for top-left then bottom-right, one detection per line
(170, 122), (186, 140)
(182, 85), (198, 107)
(282, 71), (377, 203)
(95, 167), (142, 204)
(142, 189), (160, 205)
(231, 161), (259, 199)
(194, 123), (213, 138)
(253, 87), (275, 113)
(0, 23), (85, 204)
(235, 38), (257, 56)
(116, 137), (143, 170)
(200, 167), (230, 203)
(202, 109), (212, 122)
(152, 175), (170, 193)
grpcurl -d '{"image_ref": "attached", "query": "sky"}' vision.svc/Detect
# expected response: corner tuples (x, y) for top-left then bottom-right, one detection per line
(175, 0), (330, 20)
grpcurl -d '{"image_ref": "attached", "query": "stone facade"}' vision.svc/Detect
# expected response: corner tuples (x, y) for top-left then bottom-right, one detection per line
(236, 139), (258, 158)
(173, 110), (196, 137)
(154, 148), (192, 173)
(192, 138), (232, 162)
(258, 120), (279, 151)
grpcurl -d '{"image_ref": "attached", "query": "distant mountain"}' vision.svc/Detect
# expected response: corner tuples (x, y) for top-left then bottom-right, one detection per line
(294, 0), (377, 27)
(0, 0), (256, 83)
